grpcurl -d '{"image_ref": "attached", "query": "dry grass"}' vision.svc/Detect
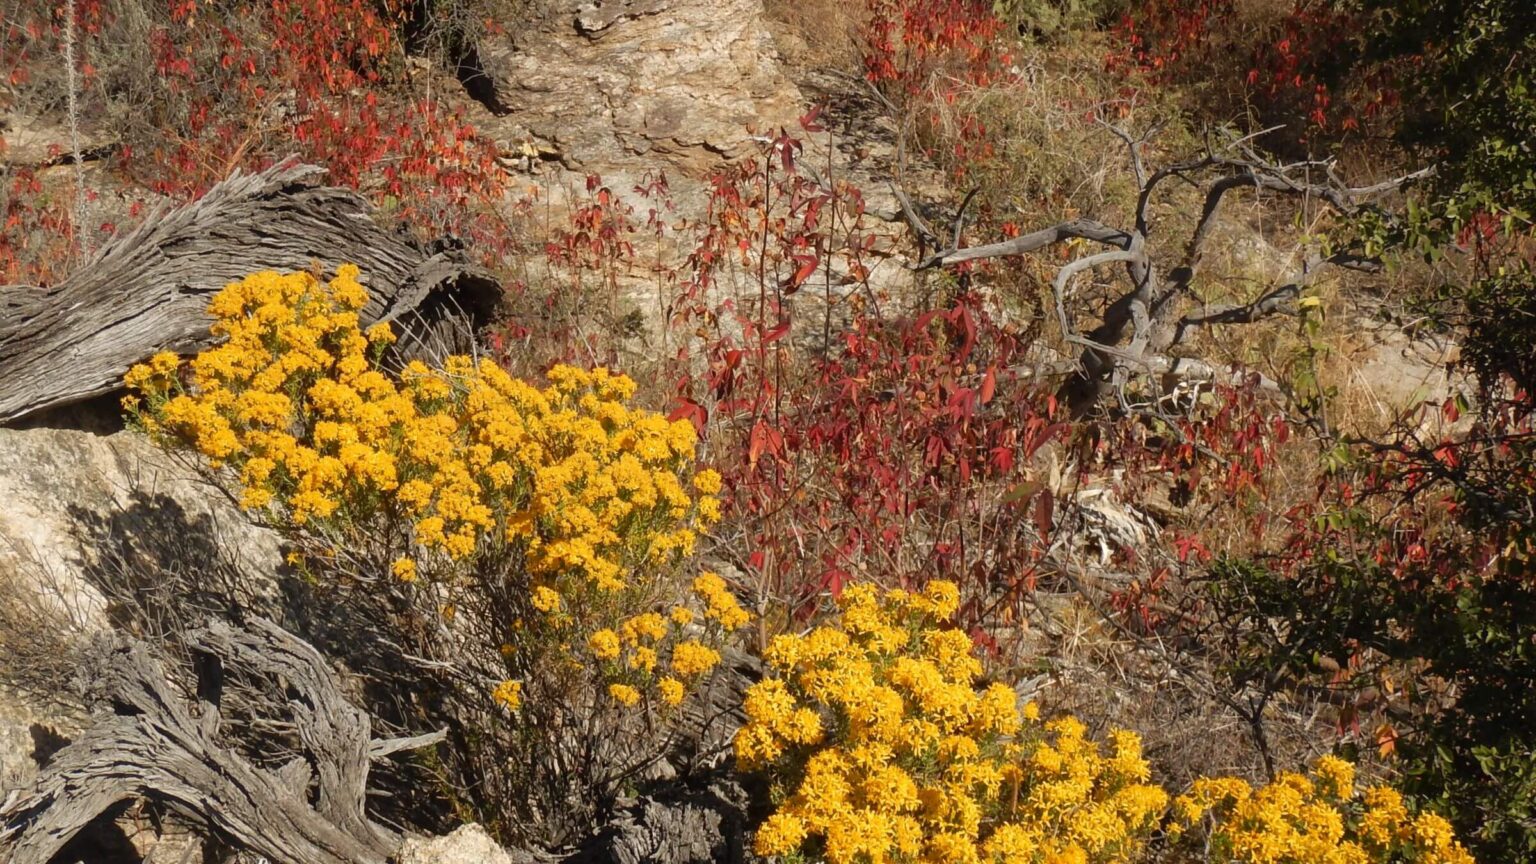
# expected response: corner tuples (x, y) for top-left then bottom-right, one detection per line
(922, 37), (1175, 226)
(761, 0), (867, 76)
(0, 557), (89, 712)
(1018, 575), (1340, 798)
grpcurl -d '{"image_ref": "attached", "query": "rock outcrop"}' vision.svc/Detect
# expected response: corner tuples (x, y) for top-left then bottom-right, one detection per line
(0, 426), (285, 790)
(397, 824), (520, 864)
(481, 0), (803, 178)
(0, 426), (284, 620)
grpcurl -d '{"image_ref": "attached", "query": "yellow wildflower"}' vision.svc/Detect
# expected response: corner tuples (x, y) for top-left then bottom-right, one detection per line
(364, 321), (395, 345)
(1169, 760), (1473, 864)
(491, 679), (522, 711)
(391, 557), (418, 582)
(123, 266), (727, 719)
(588, 629), (621, 660)
(628, 646), (658, 673)
(658, 677), (686, 706)
(739, 580), (1165, 864)
(671, 640), (721, 678)
(693, 571), (752, 631)
(531, 586), (562, 614)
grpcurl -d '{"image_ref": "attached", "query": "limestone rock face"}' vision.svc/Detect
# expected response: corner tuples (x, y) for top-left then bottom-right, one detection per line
(482, 0), (804, 176)
(0, 427), (283, 618)
(397, 824), (517, 864)
(0, 426), (284, 789)
(0, 692), (74, 796)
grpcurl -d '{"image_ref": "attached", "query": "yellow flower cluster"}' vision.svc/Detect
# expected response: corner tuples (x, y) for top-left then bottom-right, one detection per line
(1170, 756), (1475, 864)
(694, 570), (754, 630)
(740, 581), (1167, 864)
(124, 267), (730, 718)
(584, 571), (752, 709)
(124, 266), (719, 596)
(491, 679), (523, 711)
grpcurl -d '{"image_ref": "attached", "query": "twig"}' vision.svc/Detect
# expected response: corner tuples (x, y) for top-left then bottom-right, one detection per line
(62, 0), (90, 255)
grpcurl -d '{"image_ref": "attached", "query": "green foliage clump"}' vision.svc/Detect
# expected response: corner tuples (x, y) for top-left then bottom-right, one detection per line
(1206, 443), (1536, 859)
(1350, 0), (1536, 216)
(1346, 0), (1536, 399)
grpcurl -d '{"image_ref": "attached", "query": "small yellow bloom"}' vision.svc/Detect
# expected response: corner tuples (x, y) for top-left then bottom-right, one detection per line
(692, 468), (723, 495)
(752, 812), (808, 856)
(608, 683), (641, 707)
(658, 677), (686, 706)
(391, 557), (418, 582)
(531, 586), (562, 613)
(671, 640), (721, 678)
(491, 679), (522, 711)
(693, 572), (752, 630)
(1315, 754), (1356, 799)
(628, 646), (658, 673)
(588, 629), (621, 661)
(364, 321), (396, 345)
(621, 612), (668, 643)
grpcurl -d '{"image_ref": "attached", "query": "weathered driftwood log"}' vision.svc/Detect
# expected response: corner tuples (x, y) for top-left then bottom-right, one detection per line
(0, 160), (501, 424)
(0, 618), (445, 864)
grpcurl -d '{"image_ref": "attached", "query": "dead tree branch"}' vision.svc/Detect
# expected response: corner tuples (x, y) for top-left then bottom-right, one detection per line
(914, 219), (1134, 269)
(1174, 283), (1302, 343)
(1050, 249), (1145, 349)
(887, 125), (1430, 414)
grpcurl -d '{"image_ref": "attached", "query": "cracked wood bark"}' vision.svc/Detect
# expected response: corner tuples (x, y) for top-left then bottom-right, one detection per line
(0, 625), (761, 864)
(0, 160), (501, 424)
(0, 618), (444, 864)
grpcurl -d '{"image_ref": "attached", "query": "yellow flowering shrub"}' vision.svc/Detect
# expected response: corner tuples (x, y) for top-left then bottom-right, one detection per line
(123, 266), (738, 711)
(1169, 756), (1475, 864)
(491, 679), (524, 711)
(739, 580), (1168, 864)
(736, 582), (1477, 864)
(127, 266), (716, 583)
